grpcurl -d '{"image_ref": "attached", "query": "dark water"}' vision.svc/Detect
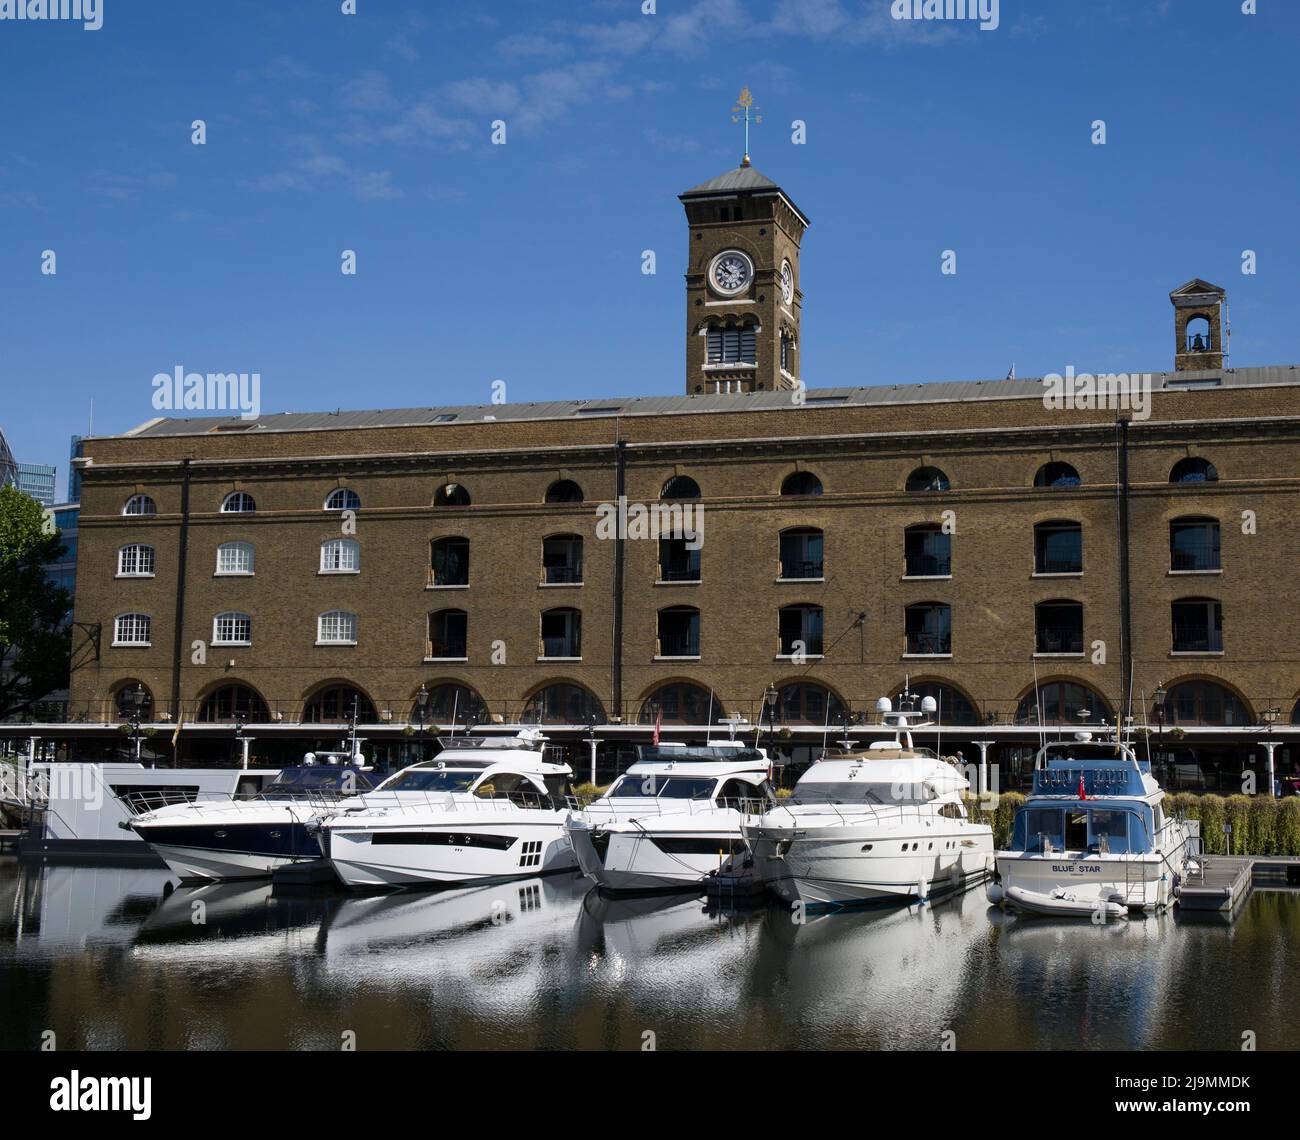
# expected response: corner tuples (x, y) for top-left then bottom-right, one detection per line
(2, 857), (1297, 1051)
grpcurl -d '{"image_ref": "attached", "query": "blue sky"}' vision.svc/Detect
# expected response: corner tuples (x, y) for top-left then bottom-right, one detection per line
(2, 0), (1298, 501)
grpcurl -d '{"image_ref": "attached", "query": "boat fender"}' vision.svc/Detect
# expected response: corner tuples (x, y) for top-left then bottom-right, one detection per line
(985, 880), (1005, 906)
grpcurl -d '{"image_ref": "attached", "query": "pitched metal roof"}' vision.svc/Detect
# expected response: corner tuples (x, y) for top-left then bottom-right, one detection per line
(679, 165), (783, 197)
(118, 366), (1300, 440)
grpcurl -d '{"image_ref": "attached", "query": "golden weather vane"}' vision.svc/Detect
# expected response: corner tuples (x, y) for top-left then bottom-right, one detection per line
(731, 87), (762, 167)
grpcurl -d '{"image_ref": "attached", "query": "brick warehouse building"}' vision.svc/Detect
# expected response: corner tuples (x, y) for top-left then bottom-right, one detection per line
(15, 162), (1300, 788)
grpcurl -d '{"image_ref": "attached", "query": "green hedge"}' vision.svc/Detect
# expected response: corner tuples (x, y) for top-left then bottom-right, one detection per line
(963, 791), (1025, 849)
(1166, 793), (1300, 856)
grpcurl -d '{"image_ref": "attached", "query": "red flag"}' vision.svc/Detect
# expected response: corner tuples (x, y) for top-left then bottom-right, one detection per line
(1078, 774), (1087, 800)
(652, 708), (662, 746)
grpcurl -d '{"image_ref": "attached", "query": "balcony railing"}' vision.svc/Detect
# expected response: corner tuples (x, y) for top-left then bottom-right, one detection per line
(1036, 626), (1084, 654)
(426, 639), (467, 659)
(1173, 625), (1222, 653)
(906, 633), (951, 655)
(656, 632), (700, 657)
(1036, 555), (1082, 574)
(659, 557), (701, 582)
(542, 637), (580, 658)
(904, 553), (951, 577)
(428, 566), (469, 587)
(779, 559), (823, 579)
(1171, 542), (1220, 572)
(544, 563), (583, 584)
(778, 637), (824, 656)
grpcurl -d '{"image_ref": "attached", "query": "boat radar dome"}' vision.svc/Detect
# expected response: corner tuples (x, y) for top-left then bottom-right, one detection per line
(1074, 731), (1093, 742)
(876, 697), (892, 714)
(303, 753), (317, 765)
(921, 695), (938, 714)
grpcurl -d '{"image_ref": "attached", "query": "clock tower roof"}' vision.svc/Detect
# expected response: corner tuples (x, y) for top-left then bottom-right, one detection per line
(678, 164), (809, 226)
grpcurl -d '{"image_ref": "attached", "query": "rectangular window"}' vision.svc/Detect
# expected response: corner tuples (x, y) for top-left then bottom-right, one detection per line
(1172, 600), (1223, 652)
(114, 614), (151, 646)
(779, 530), (823, 579)
(321, 540), (359, 573)
(428, 612), (468, 658)
(318, 612), (357, 645)
(213, 614), (252, 645)
(905, 605), (952, 655)
(1035, 523), (1082, 574)
(541, 611), (581, 658)
(706, 326), (757, 365)
(118, 545), (155, 576)
(1170, 520), (1221, 572)
(217, 543), (254, 575)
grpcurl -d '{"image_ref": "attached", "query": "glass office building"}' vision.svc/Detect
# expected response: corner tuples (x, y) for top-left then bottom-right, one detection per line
(16, 462), (57, 506)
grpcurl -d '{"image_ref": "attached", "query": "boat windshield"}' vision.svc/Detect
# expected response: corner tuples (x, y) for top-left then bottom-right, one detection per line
(262, 767), (375, 798)
(1011, 805), (1151, 854)
(792, 781), (931, 807)
(607, 775), (717, 800)
(379, 768), (482, 793)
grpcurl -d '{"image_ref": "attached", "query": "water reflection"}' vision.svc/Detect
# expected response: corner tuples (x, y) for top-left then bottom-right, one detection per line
(2, 857), (1298, 1051)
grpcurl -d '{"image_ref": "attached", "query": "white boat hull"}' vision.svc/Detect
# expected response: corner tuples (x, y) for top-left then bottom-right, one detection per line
(328, 818), (577, 889)
(995, 842), (1188, 913)
(745, 819), (994, 909)
(148, 843), (301, 882)
(565, 817), (740, 892)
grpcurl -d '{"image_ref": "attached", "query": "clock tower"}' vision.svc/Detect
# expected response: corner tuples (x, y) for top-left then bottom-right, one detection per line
(679, 157), (809, 396)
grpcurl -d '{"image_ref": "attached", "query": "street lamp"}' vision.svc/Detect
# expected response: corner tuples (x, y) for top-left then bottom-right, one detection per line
(1152, 683), (1168, 780)
(415, 683), (430, 764)
(130, 684), (147, 765)
(233, 711), (248, 769)
(763, 683), (779, 778)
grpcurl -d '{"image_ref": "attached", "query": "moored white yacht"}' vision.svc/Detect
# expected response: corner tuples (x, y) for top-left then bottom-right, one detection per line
(742, 695), (994, 910)
(988, 733), (1192, 918)
(125, 760), (381, 881)
(565, 742), (776, 893)
(321, 729), (580, 889)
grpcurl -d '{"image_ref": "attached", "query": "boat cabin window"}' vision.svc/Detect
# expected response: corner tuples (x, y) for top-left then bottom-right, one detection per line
(717, 777), (766, 807)
(381, 768), (481, 793)
(1088, 809), (1135, 854)
(1018, 807), (1065, 852)
(264, 766), (375, 797)
(608, 775), (717, 800)
(793, 781), (931, 807)
(1065, 811), (1089, 851)
(1013, 806), (1147, 854)
(474, 772), (544, 798)
(543, 773), (574, 803)
(938, 802), (964, 820)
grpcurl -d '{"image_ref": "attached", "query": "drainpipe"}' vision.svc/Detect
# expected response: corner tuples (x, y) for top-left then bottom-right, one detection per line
(611, 440), (627, 721)
(170, 459), (193, 724)
(1116, 420), (1133, 724)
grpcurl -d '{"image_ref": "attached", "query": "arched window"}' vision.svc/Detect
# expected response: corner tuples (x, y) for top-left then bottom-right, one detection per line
(113, 613), (151, 646)
(905, 602), (951, 655)
(545, 479), (583, 504)
(198, 684), (269, 723)
(1016, 681), (1111, 725)
(325, 488), (361, 511)
(657, 606), (700, 657)
(1170, 517), (1220, 572)
(1290, 698), (1300, 726)
(412, 683), (487, 726)
(213, 611), (252, 646)
(1034, 462), (1082, 488)
(113, 681), (153, 721)
(522, 682), (605, 725)
(1172, 597), (1222, 653)
(1035, 600), (1084, 654)
(1185, 315), (1211, 353)
(775, 681), (845, 726)
(781, 471), (823, 497)
(320, 538), (360, 574)
(317, 610), (358, 645)
(431, 536), (470, 587)
(1035, 520), (1082, 574)
(542, 534), (583, 584)
(639, 683), (724, 725)
(778, 604), (823, 656)
(302, 685), (376, 724)
(906, 467), (949, 492)
(1158, 680), (1248, 727)
(891, 682), (979, 727)
(540, 608), (581, 658)
(904, 524), (951, 577)
(427, 609), (468, 659)
(1170, 457), (1218, 484)
(221, 491), (256, 513)
(123, 494), (157, 517)
(433, 483), (471, 507)
(661, 475), (700, 500)
(779, 527), (823, 579)
(117, 544), (155, 577)
(216, 541), (254, 576)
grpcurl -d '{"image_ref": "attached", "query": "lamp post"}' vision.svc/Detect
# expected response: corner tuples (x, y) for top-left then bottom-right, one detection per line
(415, 683), (429, 765)
(130, 684), (147, 765)
(763, 683), (779, 782)
(1153, 683), (1167, 781)
(585, 715), (598, 786)
(233, 711), (248, 769)
(1261, 707), (1281, 798)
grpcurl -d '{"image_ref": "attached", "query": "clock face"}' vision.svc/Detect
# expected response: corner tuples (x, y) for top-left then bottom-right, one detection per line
(780, 259), (794, 305)
(710, 250), (753, 296)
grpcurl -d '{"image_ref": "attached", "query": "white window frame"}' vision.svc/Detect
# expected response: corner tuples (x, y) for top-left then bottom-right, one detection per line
(215, 541), (255, 576)
(320, 538), (360, 574)
(212, 612), (252, 646)
(317, 610), (358, 646)
(113, 613), (152, 647)
(325, 488), (361, 511)
(117, 544), (156, 578)
(221, 491), (256, 514)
